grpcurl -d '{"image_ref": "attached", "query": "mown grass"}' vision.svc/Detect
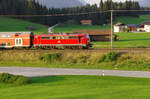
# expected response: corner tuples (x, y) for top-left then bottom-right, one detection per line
(0, 75), (150, 99)
(0, 17), (48, 33)
(92, 32), (150, 48)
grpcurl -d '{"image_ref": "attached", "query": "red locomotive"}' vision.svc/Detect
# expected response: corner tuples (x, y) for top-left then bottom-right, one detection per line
(0, 32), (91, 49)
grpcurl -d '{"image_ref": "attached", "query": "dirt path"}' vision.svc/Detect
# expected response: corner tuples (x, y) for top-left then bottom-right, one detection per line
(0, 67), (150, 78)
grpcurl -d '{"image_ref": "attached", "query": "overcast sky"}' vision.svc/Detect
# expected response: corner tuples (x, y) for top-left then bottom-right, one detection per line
(85, 0), (124, 5)
(85, 0), (149, 7)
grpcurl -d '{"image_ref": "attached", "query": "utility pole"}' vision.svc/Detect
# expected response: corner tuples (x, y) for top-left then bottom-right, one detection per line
(110, 10), (113, 49)
(110, 0), (113, 49)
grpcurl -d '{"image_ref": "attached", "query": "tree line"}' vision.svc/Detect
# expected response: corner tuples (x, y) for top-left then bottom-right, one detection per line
(0, 0), (141, 26)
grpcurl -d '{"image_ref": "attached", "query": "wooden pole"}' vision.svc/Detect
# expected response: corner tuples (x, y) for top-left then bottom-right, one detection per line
(110, 0), (113, 49)
(111, 10), (113, 49)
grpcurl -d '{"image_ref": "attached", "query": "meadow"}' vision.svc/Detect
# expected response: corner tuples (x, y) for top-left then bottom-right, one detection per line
(54, 14), (150, 33)
(53, 20), (110, 33)
(116, 14), (150, 24)
(0, 17), (48, 33)
(92, 32), (150, 48)
(0, 75), (150, 99)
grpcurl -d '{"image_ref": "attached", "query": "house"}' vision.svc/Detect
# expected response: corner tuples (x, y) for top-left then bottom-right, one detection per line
(127, 24), (137, 32)
(73, 30), (113, 41)
(80, 20), (92, 25)
(137, 21), (150, 32)
(114, 22), (128, 33)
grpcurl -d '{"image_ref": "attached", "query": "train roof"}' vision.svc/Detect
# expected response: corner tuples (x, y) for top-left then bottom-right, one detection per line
(0, 32), (32, 34)
(36, 33), (87, 36)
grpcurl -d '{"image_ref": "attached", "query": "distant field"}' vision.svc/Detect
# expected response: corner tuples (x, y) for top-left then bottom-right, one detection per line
(0, 17), (48, 33)
(115, 14), (150, 24)
(1, 75), (150, 99)
(92, 32), (150, 48)
(54, 14), (150, 33)
(54, 21), (110, 33)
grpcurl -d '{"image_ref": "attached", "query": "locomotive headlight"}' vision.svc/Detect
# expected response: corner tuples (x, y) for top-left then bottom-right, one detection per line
(58, 41), (61, 43)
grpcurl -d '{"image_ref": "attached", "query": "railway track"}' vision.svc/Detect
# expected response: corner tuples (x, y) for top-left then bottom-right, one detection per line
(0, 48), (150, 53)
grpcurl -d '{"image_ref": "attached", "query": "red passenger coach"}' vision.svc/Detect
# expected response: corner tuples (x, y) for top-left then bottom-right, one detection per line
(0, 32), (32, 48)
(33, 33), (91, 48)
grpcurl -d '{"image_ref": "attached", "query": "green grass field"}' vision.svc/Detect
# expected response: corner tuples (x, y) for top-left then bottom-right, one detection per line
(116, 14), (150, 24)
(54, 14), (150, 33)
(0, 75), (150, 99)
(54, 20), (110, 33)
(92, 32), (150, 48)
(0, 17), (48, 33)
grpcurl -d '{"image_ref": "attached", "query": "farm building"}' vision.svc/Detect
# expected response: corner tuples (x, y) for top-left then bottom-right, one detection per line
(137, 21), (150, 32)
(114, 23), (128, 33)
(74, 30), (113, 41)
(0, 32), (32, 48)
(80, 20), (92, 25)
(127, 24), (137, 32)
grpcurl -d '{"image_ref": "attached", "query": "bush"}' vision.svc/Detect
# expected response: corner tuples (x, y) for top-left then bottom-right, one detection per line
(104, 51), (118, 62)
(0, 73), (30, 85)
(41, 53), (62, 63)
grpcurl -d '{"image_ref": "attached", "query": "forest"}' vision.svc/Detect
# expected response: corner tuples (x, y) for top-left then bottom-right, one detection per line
(0, 0), (146, 26)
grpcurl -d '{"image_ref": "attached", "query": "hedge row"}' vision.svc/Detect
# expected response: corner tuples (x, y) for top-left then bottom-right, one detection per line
(0, 73), (30, 85)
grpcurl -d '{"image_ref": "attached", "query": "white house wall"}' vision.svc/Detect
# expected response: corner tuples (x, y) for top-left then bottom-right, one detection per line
(144, 25), (150, 32)
(114, 26), (120, 32)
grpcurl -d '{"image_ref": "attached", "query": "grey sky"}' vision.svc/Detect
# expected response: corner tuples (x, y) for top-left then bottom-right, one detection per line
(85, 0), (150, 7)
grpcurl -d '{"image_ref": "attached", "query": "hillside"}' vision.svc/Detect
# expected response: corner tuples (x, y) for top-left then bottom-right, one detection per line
(0, 17), (48, 33)
(115, 14), (150, 24)
(35, 0), (85, 8)
(53, 20), (110, 33)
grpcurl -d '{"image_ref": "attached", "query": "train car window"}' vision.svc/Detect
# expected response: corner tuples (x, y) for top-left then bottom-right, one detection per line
(41, 37), (50, 39)
(19, 39), (22, 45)
(16, 39), (18, 45)
(69, 36), (77, 39)
(56, 36), (61, 39)
(69, 36), (74, 39)
(8, 34), (11, 38)
(74, 36), (77, 39)
(53, 36), (56, 39)
(2, 34), (6, 38)
(8, 42), (10, 46)
(49, 37), (52, 39)
(2, 42), (6, 46)
(61, 36), (65, 39)
(64, 36), (69, 39)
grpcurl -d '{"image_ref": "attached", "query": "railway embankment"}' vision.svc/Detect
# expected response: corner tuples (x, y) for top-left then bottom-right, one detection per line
(0, 49), (150, 71)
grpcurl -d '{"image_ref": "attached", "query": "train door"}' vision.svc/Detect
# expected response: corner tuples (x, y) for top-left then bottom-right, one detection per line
(15, 38), (22, 46)
(79, 36), (81, 43)
(79, 36), (84, 44)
